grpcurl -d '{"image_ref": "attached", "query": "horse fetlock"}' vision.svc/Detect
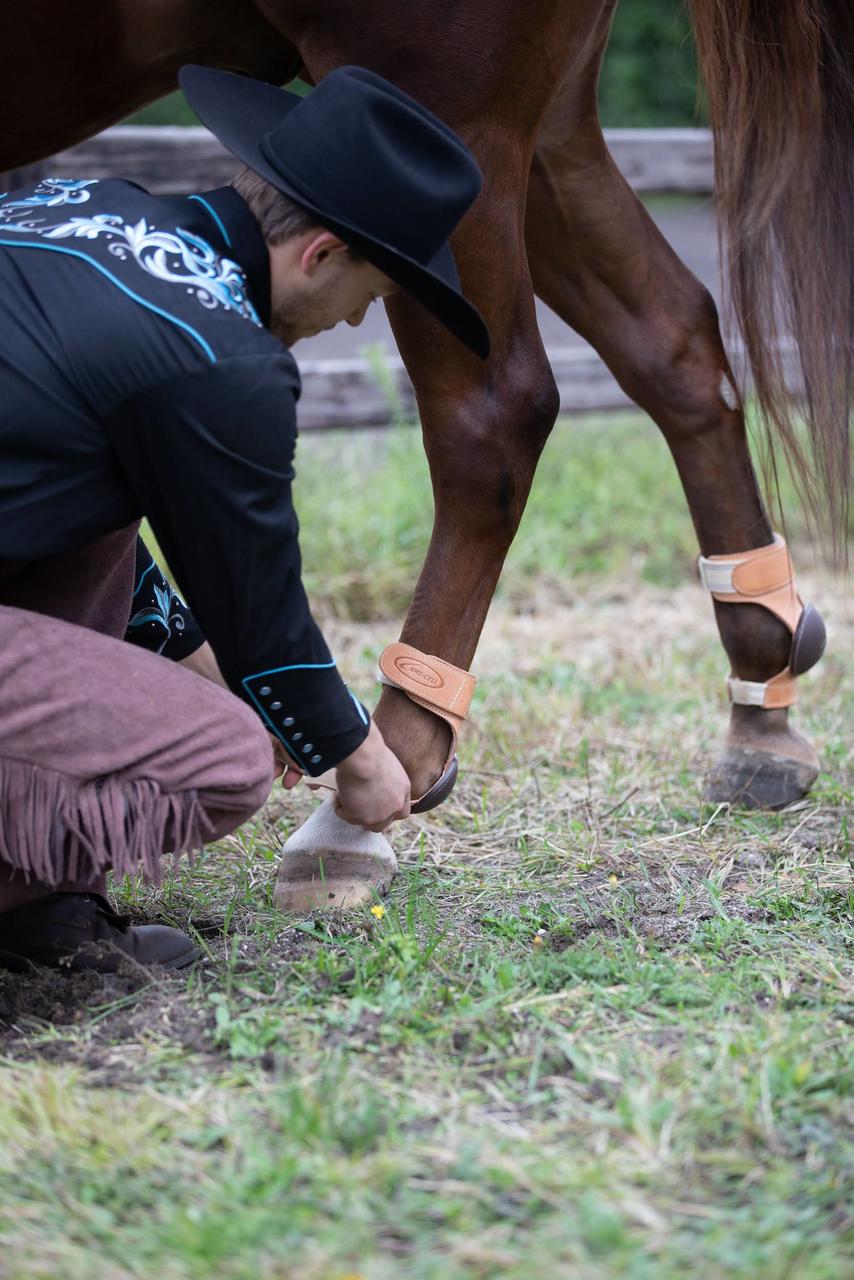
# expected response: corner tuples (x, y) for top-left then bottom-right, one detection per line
(374, 687), (454, 801)
(713, 599), (792, 683)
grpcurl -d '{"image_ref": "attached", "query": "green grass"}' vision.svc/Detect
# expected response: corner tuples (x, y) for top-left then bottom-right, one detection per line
(292, 414), (835, 620)
(1, 415), (851, 1278)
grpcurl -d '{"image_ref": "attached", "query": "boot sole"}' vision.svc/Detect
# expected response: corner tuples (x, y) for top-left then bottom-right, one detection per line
(160, 944), (203, 970)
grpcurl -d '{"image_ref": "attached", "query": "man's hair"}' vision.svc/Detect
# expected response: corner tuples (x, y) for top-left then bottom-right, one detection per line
(231, 166), (362, 263)
(230, 166), (321, 245)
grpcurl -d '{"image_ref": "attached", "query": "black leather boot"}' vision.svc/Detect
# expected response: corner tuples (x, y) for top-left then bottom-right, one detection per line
(0, 892), (200, 972)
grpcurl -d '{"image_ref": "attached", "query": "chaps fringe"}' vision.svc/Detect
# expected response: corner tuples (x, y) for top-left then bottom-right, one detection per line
(0, 757), (212, 885)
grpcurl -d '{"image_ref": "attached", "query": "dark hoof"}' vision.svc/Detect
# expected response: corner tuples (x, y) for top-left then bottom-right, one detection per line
(704, 747), (819, 810)
(410, 755), (459, 814)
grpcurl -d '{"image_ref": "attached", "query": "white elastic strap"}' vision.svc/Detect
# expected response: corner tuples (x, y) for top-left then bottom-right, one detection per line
(698, 534), (788, 596)
(698, 556), (736, 594)
(727, 675), (770, 707)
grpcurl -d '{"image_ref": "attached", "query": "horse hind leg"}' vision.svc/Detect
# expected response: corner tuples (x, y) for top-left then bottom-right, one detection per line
(525, 117), (824, 809)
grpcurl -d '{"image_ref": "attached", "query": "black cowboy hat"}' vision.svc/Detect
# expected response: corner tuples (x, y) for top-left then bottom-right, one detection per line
(179, 64), (490, 359)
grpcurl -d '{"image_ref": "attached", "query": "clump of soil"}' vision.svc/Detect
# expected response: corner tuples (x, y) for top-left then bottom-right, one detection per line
(0, 965), (146, 1032)
(0, 962), (215, 1081)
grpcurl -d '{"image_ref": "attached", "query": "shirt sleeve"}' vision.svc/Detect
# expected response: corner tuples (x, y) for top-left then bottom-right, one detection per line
(104, 353), (370, 774)
(125, 535), (206, 661)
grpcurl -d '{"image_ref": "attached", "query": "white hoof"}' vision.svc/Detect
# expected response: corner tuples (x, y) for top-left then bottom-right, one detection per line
(274, 797), (398, 911)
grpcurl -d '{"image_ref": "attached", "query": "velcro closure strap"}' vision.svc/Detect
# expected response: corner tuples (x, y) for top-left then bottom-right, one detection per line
(378, 643), (476, 728)
(698, 533), (794, 597)
(697, 559), (738, 593)
(727, 668), (798, 709)
(309, 646), (476, 805)
(698, 533), (802, 633)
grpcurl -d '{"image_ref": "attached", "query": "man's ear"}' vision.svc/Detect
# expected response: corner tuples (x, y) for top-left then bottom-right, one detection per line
(299, 231), (348, 277)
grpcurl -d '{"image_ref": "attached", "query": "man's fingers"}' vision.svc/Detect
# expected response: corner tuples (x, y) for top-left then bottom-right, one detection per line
(333, 804), (410, 832)
(333, 800), (395, 832)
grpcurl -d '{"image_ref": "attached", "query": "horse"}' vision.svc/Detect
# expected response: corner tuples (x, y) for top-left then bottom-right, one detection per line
(3, 1), (851, 899)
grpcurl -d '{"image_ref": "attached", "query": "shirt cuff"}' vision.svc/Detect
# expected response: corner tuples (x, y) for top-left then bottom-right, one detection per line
(242, 663), (370, 775)
(163, 612), (206, 661)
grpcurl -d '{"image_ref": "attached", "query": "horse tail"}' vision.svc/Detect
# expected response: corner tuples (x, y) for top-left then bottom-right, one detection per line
(687, 1), (854, 549)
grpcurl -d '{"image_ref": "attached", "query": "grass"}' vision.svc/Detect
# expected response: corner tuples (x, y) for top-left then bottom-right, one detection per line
(293, 413), (839, 621)
(0, 415), (851, 1279)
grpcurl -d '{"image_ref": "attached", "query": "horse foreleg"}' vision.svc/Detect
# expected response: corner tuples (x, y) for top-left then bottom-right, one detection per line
(274, 151), (560, 908)
(373, 246), (558, 801)
(525, 119), (822, 809)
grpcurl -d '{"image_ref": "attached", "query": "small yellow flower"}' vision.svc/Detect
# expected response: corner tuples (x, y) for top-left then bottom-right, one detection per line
(608, 874), (619, 885)
(532, 934), (545, 950)
(370, 904), (385, 920)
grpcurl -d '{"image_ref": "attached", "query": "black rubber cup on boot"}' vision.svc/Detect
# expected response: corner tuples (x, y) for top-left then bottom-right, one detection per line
(410, 755), (459, 814)
(790, 604), (827, 676)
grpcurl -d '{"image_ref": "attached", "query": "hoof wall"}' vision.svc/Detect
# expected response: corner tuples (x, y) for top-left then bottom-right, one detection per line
(705, 747), (819, 810)
(274, 798), (398, 912)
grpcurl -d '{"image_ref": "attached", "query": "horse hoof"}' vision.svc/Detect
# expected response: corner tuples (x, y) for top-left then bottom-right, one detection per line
(704, 747), (819, 810)
(274, 797), (398, 911)
(410, 755), (459, 814)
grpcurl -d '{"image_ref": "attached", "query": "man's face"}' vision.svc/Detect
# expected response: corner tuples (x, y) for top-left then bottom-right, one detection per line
(268, 229), (397, 346)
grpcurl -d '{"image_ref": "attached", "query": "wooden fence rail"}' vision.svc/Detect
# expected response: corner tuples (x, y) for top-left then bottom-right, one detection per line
(8, 127), (738, 428)
(16, 125), (716, 197)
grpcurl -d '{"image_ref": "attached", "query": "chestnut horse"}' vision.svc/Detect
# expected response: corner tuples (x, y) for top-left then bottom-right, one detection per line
(2, 1), (850, 813)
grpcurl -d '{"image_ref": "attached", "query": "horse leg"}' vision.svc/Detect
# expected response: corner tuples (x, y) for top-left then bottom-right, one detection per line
(525, 102), (821, 809)
(277, 219), (559, 905)
(272, 0), (626, 906)
(275, 130), (567, 901)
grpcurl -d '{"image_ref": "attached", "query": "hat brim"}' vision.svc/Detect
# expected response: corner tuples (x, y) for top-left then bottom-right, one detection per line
(179, 65), (490, 359)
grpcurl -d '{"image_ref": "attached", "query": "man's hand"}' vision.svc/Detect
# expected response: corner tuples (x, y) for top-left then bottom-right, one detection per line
(269, 736), (304, 789)
(334, 719), (411, 831)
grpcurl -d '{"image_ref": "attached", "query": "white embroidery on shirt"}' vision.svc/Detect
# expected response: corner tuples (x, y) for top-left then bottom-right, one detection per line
(0, 179), (261, 326)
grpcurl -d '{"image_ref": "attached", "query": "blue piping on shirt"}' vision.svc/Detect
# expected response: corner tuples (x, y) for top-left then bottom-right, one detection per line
(0, 239), (217, 363)
(242, 661), (339, 765)
(244, 660), (337, 682)
(349, 690), (369, 725)
(188, 195), (232, 247)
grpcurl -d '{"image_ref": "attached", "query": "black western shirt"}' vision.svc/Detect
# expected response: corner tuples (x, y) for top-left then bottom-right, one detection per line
(0, 176), (370, 773)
